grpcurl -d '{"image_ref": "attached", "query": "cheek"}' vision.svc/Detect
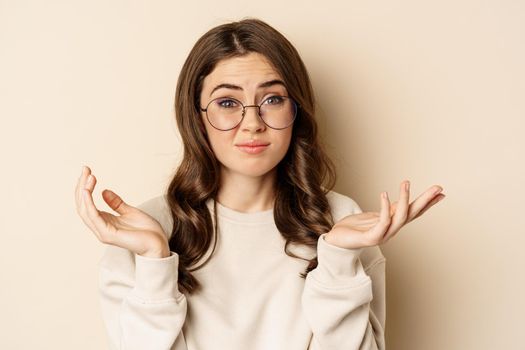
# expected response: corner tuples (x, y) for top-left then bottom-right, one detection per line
(275, 130), (293, 155)
(205, 129), (234, 160)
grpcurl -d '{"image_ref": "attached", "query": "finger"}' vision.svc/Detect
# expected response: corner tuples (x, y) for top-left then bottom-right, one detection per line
(75, 165), (90, 213)
(102, 189), (132, 215)
(407, 185), (443, 222)
(82, 188), (113, 243)
(380, 192), (391, 226)
(412, 193), (446, 221)
(75, 166), (83, 210)
(79, 172), (102, 235)
(388, 201), (397, 217)
(383, 180), (410, 241)
(365, 191), (392, 246)
(77, 166), (94, 208)
(80, 189), (100, 238)
(79, 172), (96, 216)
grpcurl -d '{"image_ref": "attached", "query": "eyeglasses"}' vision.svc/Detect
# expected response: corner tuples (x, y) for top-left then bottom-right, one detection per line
(200, 95), (300, 131)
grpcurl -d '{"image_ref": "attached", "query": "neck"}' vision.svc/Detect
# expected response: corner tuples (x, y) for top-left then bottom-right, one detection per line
(216, 166), (277, 213)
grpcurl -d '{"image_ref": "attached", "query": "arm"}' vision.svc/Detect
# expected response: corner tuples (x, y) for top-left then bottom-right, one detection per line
(97, 199), (188, 350)
(301, 234), (386, 350)
(301, 180), (443, 349)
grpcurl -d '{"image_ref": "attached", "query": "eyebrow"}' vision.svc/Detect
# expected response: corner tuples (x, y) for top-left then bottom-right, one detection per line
(209, 79), (286, 97)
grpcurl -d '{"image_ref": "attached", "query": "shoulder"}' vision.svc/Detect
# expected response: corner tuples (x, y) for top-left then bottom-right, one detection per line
(325, 189), (364, 222)
(325, 189), (387, 268)
(136, 194), (174, 240)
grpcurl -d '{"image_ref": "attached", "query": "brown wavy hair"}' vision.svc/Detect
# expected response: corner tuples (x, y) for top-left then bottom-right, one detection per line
(166, 17), (337, 295)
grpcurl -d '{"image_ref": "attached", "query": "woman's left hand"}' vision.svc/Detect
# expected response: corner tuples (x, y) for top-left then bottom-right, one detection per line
(324, 181), (446, 250)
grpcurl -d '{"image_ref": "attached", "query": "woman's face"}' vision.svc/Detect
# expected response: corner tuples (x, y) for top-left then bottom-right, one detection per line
(199, 52), (293, 179)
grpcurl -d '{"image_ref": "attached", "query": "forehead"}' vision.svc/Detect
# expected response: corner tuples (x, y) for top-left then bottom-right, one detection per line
(202, 53), (283, 90)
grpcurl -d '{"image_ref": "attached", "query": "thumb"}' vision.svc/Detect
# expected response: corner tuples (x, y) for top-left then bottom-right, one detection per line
(102, 189), (133, 215)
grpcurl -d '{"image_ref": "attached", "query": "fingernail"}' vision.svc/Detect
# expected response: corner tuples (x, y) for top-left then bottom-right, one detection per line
(80, 166), (85, 176)
(405, 181), (410, 191)
(434, 187), (443, 195)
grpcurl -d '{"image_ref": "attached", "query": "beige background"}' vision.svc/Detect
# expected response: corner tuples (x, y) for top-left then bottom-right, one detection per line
(1, 0), (523, 349)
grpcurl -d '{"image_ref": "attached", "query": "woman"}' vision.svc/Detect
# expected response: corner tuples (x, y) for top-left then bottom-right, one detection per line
(75, 17), (445, 350)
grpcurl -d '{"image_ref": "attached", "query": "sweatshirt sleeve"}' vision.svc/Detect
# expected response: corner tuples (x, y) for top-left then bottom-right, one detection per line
(301, 233), (386, 350)
(98, 241), (188, 350)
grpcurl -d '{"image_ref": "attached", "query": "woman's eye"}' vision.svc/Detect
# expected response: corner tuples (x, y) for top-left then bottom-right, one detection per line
(265, 96), (284, 105)
(217, 99), (238, 108)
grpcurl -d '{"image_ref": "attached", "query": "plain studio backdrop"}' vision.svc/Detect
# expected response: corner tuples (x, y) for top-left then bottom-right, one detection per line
(1, 1), (523, 349)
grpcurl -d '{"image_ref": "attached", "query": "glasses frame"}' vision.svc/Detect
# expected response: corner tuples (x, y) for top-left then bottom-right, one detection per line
(199, 95), (300, 131)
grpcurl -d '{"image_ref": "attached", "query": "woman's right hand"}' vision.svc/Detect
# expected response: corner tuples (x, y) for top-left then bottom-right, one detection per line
(75, 165), (170, 258)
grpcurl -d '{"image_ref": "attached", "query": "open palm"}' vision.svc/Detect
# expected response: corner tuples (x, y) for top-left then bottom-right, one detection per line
(324, 181), (446, 250)
(75, 166), (169, 258)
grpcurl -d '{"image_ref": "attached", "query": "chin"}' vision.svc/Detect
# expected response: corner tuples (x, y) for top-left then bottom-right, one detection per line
(237, 167), (275, 178)
(223, 162), (279, 178)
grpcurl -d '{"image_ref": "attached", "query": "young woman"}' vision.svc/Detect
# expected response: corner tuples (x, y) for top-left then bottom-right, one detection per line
(75, 18), (445, 350)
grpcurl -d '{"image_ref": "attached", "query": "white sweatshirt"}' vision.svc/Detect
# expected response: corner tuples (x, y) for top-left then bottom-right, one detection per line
(98, 190), (386, 350)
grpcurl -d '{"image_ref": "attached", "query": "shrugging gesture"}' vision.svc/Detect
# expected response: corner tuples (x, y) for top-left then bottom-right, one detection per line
(75, 165), (170, 258)
(325, 181), (446, 249)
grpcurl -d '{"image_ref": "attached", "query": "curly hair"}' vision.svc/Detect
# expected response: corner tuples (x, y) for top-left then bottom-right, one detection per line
(166, 17), (337, 295)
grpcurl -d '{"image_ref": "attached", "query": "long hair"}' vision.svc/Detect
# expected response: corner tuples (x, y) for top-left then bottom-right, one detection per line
(166, 17), (337, 295)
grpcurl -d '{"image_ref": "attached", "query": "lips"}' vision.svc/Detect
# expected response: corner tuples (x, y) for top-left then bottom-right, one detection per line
(236, 144), (269, 154)
(235, 140), (270, 147)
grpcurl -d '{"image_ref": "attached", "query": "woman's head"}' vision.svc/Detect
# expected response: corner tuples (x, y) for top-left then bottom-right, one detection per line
(168, 18), (336, 294)
(174, 17), (318, 186)
(198, 52), (294, 180)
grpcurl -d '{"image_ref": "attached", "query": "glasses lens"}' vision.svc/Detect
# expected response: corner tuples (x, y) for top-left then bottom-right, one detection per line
(206, 98), (244, 130)
(206, 96), (297, 130)
(260, 96), (297, 129)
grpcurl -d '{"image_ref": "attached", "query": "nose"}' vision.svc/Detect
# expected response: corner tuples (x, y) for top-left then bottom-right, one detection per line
(240, 105), (266, 132)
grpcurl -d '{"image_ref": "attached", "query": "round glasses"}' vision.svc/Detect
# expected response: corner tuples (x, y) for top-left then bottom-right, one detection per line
(200, 95), (300, 131)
